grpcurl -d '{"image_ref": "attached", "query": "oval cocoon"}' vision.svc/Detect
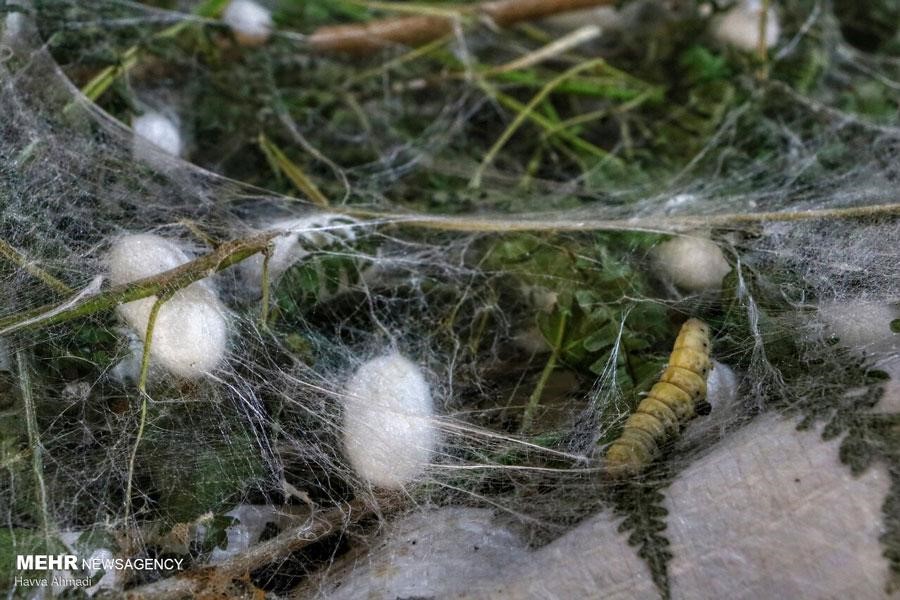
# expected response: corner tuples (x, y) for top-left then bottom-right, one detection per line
(706, 360), (738, 410)
(342, 353), (437, 489)
(132, 111), (183, 160)
(712, 0), (780, 52)
(653, 236), (731, 292)
(107, 234), (228, 379)
(223, 0), (273, 46)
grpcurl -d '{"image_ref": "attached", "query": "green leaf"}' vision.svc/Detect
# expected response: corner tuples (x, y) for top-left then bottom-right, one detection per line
(537, 307), (569, 348)
(574, 289), (599, 310)
(202, 515), (238, 554)
(583, 321), (621, 352)
(679, 45), (730, 84)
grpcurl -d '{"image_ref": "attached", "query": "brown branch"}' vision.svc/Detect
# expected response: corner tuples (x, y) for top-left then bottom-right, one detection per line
(2, 201), (896, 336)
(0, 231), (278, 336)
(308, 0), (615, 53)
(126, 500), (380, 600)
(344, 202), (900, 234)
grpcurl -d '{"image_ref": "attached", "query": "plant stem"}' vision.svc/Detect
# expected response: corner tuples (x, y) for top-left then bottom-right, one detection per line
(260, 247), (272, 325)
(0, 231), (278, 336)
(521, 310), (567, 433)
(345, 202), (900, 234)
(309, 0), (617, 53)
(18, 351), (53, 554)
(124, 294), (168, 528)
(258, 134), (331, 207)
(0, 202), (896, 337)
(484, 25), (601, 76)
(128, 498), (384, 599)
(488, 86), (615, 161)
(0, 238), (72, 296)
(756, 0), (771, 81)
(347, 34), (455, 85)
(471, 59), (606, 188)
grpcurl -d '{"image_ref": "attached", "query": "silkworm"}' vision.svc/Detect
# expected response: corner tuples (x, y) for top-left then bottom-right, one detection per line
(605, 318), (711, 477)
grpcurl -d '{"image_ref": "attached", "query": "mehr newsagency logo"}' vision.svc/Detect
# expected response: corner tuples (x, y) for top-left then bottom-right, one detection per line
(14, 554), (183, 589)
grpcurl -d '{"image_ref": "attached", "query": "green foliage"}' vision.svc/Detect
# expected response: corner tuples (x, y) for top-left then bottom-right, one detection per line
(0, 528), (63, 591)
(274, 253), (365, 319)
(59, 322), (120, 374)
(482, 231), (675, 445)
(654, 78), (737, 163)
(145, 425), (265, 523)
(678, 45), (731, 85)
(609, 477), (674, 600)
(275, 0), (370, 29)
(486, 232), (668, 382)
(200, 514), (239, 555)
(494, 68), (662, 102)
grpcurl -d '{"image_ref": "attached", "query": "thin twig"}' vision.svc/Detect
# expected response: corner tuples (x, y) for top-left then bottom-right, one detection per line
(18, 350), (54, 554)
(0, 231), (278, 336)
(348, 202), (900, 233)
(544, 88), (656, 136)
(126, 499), (380, 600)
(259, 134), (331, 208)
(346, 34), (454, 85)
(521, 310), (566, 432)
(0, 203), (896, 337)
(484, 24), (601, 76)
(123, 295), (169, 528)
(308, 0), (616, 53)
(471, 58), (605, 188)
(260, 247), (272, 325)
(487, 84), (615, 161)
(756, 0), (771, 80)
(178, 220), (220, 248)
(0, 238), (72, 296)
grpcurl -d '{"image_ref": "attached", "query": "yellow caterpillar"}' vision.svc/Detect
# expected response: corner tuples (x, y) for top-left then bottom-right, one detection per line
(605, 318), (712, 478)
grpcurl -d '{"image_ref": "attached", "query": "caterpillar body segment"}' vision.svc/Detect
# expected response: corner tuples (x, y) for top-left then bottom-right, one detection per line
(605, 432), (654, 468)
(648, 381), (695, 421)
(668, 347), (711, 376)
(674, 318), (710, 347)
(673, 329), (709, 352)
(605, 318), (712, 478)
(659, 367), (707, 406)
(623, 412), (668, 440)
(635, 396), (690, 433)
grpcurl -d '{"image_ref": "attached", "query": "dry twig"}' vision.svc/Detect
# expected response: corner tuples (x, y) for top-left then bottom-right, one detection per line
(0, 232), (278, 336)
(126, 500), (378, 600)
(1, 203), (896, 337)
(308, 0), (615, 53)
